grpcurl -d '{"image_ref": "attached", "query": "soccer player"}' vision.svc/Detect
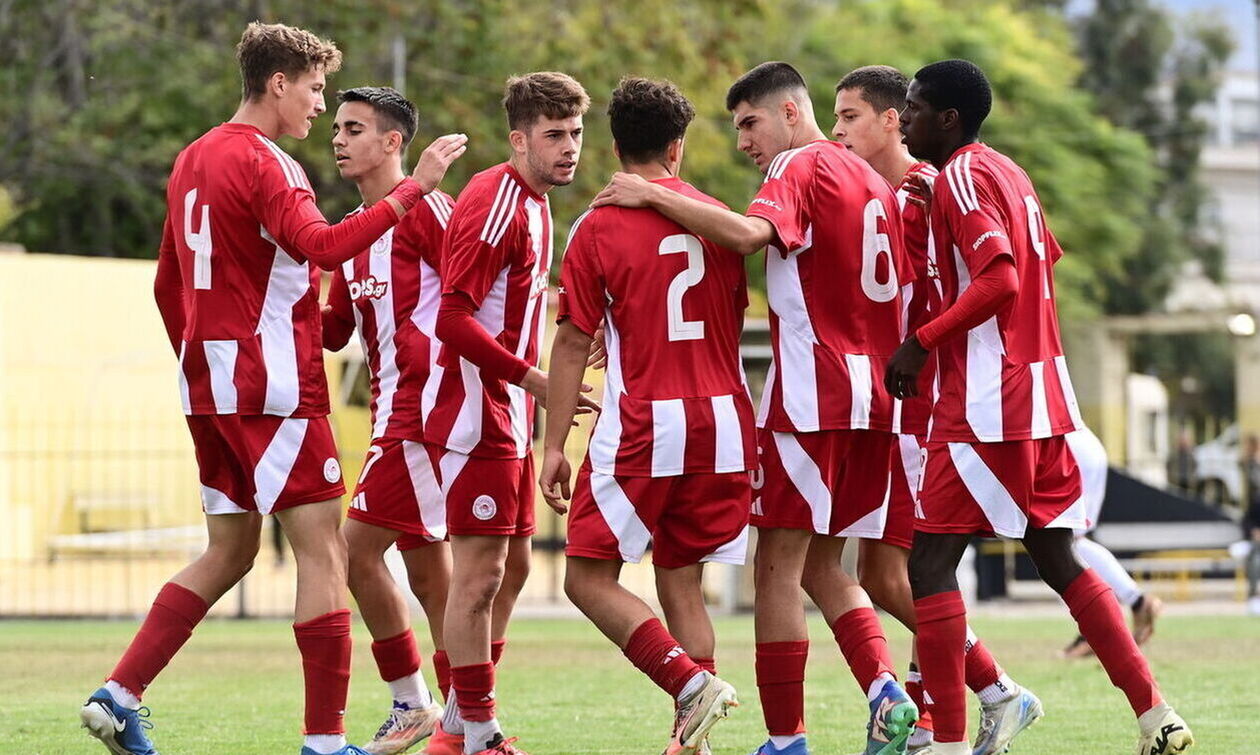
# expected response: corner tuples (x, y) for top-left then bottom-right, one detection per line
(594, 61), (918, 755)
(78, 23), (466, 755)
(888, 58), (1194, 755)
(1062, 426), (1164, 657)
(321, 86), (455, 754)
(540, 76), (748, 755)
(833, 65), (1037, 755)
(425, 71), (591, 755)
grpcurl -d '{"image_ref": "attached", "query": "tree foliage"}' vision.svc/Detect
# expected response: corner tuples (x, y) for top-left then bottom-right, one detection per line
(0, 0), (1215, 323)
(1075, 0), (1234, 314)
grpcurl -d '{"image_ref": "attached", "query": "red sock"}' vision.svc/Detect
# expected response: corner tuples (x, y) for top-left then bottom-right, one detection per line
(294, 609), (352, 735)
(693, 656), (716, 675)
(432, 650), (452, 702)
(109, 582), (209, 697)
(451, 662), (496, 722)
(622, 618), (703, 699)
(755, 640), (808, 736)
(371, 629), (421, 682)
(915, 592), (967, 744)
(1063, 569), (1162, 715)
(831, 607), (896, 692)
(964, 633), (1002, 692)
(905, 665), (933, 734)
(491, 639), (507, 666)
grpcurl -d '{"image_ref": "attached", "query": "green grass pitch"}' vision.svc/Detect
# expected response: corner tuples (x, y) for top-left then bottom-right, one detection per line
(8, 611), (1257, 754)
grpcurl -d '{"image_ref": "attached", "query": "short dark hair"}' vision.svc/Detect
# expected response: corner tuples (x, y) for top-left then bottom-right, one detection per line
(502, 71), (590, 131)
(725, 61), (808, 112)
(607, 77), (696, 164)
(836, 65), (909, 115)
(913, 59), (992, 137)
(236, 22), (342, 101)
(337, 86), (418, 147)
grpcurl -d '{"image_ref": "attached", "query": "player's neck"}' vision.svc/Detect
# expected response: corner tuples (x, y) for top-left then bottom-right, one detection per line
(229, 99), (284, 140)
(933, 135), (980, 169)
(789, 123), (828, 150)
(621, 160), (677, 182)
(508, 154), (554, 196)
(871, 143), (917, 187)
(356, 164), (408, 207)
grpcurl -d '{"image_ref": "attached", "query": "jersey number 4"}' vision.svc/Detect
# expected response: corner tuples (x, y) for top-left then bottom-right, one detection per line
(659, 233), (706, 342)
(184, 188), (213, 290)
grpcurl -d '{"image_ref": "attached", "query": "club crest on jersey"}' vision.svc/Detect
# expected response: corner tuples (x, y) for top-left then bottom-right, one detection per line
(348, 276), (389, 301)
(323, 458), (342, 483)
(472, 495), (498, 521)
(529, 269), (549, 300)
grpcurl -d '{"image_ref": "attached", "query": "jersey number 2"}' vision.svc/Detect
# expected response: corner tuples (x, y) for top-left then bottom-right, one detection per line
(659, 234), (706, 342)
(184, 188), (213, 290)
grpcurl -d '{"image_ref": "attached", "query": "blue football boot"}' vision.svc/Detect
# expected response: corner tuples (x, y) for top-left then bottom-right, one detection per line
(865, 678), (919, 755)
(80, 686), (159, 755)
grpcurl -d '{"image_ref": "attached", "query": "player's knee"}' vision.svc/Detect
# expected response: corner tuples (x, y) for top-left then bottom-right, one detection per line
(204, 538), (259, 581)
(859, 570), (898, 610)
(406, 569), (445, 607)
(457, 566), (505, 613)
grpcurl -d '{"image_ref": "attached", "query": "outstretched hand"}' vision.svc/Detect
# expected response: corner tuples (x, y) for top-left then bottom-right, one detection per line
(412, 133), (468, 193)
(905, 170), (935, 211)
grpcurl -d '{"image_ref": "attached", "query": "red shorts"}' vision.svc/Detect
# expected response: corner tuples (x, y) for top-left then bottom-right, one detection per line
(346, 438), (446, 550)
(877, 434), (927, 550)
(916, 435), (1088, 538)
(437, 445), (536, 537)
(751, 428), (894, 537)
(185, 414), (344, 516)
(566, 466), (752, 568)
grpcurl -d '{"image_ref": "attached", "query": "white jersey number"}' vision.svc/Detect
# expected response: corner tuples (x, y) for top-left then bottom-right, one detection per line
(1024, 195), (1051, 299)
(860, 198), (898, 302)
(184, 188), (213, 290)
(659, 233), (706, 342)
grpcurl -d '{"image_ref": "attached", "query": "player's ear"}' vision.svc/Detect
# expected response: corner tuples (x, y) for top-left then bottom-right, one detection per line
(667, 137), (684, 165)
(883, 107), (900, 132)
(268, 70), (287, 99)
(508, 128), (528, 156)
(782, 98), (799, 126)
(939, 107), (959, 133)
(387, 130), (403, 155)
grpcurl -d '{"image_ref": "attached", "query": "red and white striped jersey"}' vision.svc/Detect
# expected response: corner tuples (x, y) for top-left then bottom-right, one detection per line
(162, 123), (329, 417)
(892, 161), (940, 436)
(557, 177), (757, 477)
(425, 162), (552, 459)
(325, 190), (454, 442)
(926, 143), (1083, 443)
(747, 139), (913, 434)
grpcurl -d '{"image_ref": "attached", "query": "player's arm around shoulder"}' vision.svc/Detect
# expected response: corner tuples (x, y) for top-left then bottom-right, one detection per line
(591, 172), (771, 256)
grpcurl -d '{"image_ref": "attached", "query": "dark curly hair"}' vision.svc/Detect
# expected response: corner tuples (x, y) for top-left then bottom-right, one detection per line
(607, 76), (696, 164)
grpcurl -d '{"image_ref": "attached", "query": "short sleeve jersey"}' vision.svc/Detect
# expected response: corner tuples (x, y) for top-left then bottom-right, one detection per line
(927, 143), (1084, 443)
(424, 163), (552, 459)
(892, 161), (940, 436)
(162, 122), (333, 417)
(746, 140), (913, 433)
(325, 191), (454, 442)
(557, 177), (758, 477)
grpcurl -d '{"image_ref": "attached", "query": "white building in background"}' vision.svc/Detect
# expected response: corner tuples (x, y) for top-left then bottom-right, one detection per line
(1202, 70), (1260, 306)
